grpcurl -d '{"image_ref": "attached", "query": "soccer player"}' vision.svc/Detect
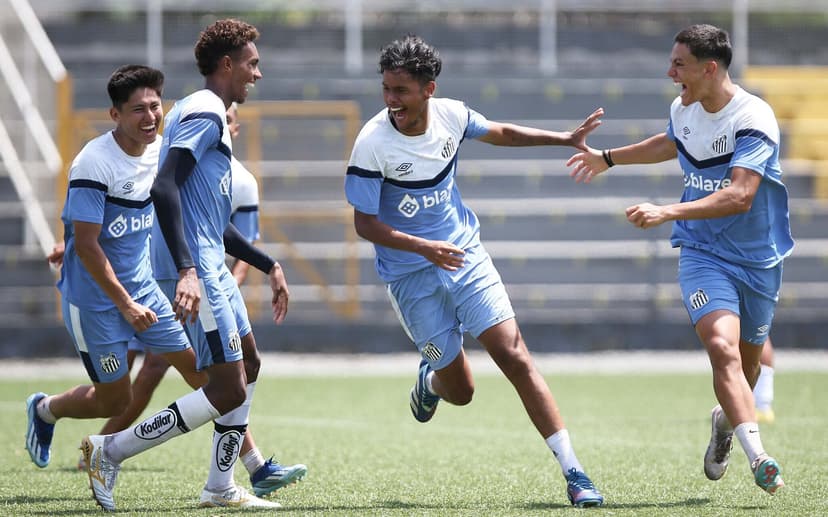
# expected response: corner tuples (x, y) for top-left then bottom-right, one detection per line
(344, 35), (605, 508)
(24, 64), (201, 481)
(66, 103), (302, 497)
(77, 20), (293, 511)
(567, 24), (790, 495)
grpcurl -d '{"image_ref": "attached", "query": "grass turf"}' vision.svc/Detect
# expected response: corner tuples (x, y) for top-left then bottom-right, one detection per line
(4, 370), (827, 515)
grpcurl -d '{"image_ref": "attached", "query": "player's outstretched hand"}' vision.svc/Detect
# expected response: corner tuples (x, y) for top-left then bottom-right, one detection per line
(173, 267), (200, 324)
(569, 107), (604, 151)
(121, 300), (158, 333)
(567, 148), (609, 184)
(269, 263), (290, 324)
(420, 241), (466, 271)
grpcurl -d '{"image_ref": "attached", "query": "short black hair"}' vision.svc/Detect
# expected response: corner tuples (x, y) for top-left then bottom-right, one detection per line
(674, 24), (732, 69)
(379, 35), (442, 84)
(107, 65), (164, 109)
(194, 18), (260, 76)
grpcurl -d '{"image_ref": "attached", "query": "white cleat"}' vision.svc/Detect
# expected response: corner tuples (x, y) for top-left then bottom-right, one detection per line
(199, 485), (283, 509)
(703, 405), (733, 481)
(81, 435), (121, 512)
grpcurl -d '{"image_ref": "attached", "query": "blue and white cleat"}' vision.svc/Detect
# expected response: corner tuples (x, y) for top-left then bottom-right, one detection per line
(409, 359), (440, 423)
(752, 455), (784, 495)
(25, 392), (54, 468)
(565, 468), (604, 508)
(250, 458), (308, 497)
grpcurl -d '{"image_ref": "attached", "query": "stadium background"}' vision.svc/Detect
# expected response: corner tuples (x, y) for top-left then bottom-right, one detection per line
(0, 0), (826, 358)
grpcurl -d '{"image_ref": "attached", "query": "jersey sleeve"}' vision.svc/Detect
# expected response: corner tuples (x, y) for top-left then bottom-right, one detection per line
(345, 133), (383, 215)
(65, 151), (108, 224)
(731, 130), (775, 176)
(463, 107), (491, 139)
(169, 111), (224, 162)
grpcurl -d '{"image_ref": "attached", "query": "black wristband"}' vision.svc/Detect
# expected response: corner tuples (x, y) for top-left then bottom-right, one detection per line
(602, 149), (615, 168)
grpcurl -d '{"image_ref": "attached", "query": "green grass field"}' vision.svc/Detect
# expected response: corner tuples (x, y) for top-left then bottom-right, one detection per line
(3, 370), (826, 516)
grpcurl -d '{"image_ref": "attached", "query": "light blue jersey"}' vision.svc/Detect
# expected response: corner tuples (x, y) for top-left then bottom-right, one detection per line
(345, 98), (490, 282)
(158, 89), (233, 278)
(58, 132), (158, 310)
(229, 156), (260, 242)
(666, 86), (794, 268)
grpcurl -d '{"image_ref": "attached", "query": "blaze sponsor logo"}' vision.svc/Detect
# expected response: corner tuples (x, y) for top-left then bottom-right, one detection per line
(684, 172), (731, 192)
(134, 409), (176, 440)
(689, 289), (709, 311)
(107, 212), (153, 238)
(220, 170), (231, 197)
(396, 188), (452, 218)
(216, 430), (241, 472)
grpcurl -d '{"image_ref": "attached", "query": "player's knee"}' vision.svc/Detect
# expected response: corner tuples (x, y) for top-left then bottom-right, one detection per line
(706, 336), (740, 368)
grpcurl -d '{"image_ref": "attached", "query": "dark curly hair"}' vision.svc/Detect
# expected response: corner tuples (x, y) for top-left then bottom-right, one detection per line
(674, 24), (732, 69)
(107, 64), (164, 109)
(194, 19), (260, 76)
(379, 35), (442, 84)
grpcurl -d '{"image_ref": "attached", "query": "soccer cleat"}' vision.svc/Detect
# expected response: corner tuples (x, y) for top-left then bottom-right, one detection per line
(199, 485), (282, 508)
(250, 458), (308, 497)
(81, 434), (121, 512)
(565, 468), (604, 508)
(25, 392), (55, 468)
(752, 455), (784, 495)
(704, 405), (733, 481)
(756, 407), (776, 424)
(409, 359), (440, 423)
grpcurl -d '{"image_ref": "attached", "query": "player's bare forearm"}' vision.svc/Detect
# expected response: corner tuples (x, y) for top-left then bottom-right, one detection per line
(479, 108), (603, 149)
(353, 210), (465, 271)
(611, 133), (677, 165)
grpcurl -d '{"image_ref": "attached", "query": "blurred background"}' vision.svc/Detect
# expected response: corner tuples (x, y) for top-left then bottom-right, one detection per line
(1, 0), (826, 357)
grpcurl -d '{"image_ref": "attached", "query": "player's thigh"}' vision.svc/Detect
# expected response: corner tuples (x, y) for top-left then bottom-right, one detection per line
(737, 264), (782, 346)
(454, 255), (515, 340)
(61, 300), (131, 384)
(386, 267), (463, 371)
(188, 275), (243, 370)
(679, 249), (741, 326)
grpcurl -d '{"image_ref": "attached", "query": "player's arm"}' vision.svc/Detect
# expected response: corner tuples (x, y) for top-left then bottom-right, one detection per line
(477, 107), (603, 150)
(150, 147), (200, 323)
(626, 166), (762, 229)
(47, 241), (65, 269)
(72, 221), (157, 332)
(568, 133), (678, 184)
(223, 223), (289, 324)
(353, 209), (465, 271)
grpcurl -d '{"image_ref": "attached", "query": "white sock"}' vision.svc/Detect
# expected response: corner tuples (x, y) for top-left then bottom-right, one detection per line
(241, 447), (266, 476)
(205, 382), (255, 491)
(108, 388), (220, 464)
(753, 365), (775, 411)
(545, 429), (584, 475)
(734, 422), (765, 465)
(37, 396), (57, 424)
(425, 371), (437, 396)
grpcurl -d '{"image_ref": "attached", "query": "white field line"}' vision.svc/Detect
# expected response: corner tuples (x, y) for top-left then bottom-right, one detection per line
(2, 350), (828, 380)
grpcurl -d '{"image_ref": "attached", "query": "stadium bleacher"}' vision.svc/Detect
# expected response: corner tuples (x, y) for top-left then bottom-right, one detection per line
(1, 5), (826, 356)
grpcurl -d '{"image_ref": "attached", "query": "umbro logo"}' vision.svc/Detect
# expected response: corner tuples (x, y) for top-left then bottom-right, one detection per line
(121, 181), (134, 193)
(396, 163), (413, 172)
(682, 126), (691, 139)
